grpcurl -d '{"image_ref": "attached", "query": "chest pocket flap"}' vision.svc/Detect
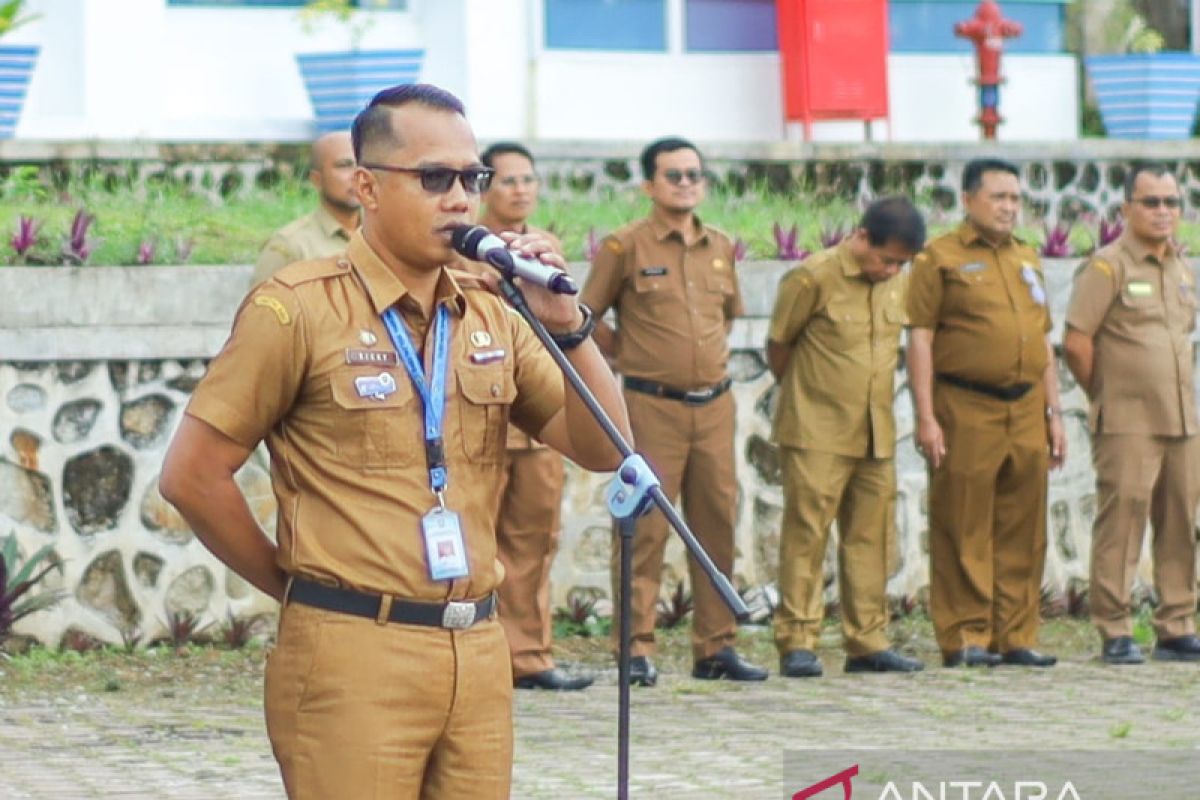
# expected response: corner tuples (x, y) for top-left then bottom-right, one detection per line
(457, 364), (517, 463)
(329, 367), (417, 468)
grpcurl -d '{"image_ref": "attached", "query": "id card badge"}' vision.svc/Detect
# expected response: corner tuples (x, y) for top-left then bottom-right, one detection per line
(422, 507), (470, 581)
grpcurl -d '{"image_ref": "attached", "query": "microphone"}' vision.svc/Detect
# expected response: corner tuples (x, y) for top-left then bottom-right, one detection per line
(450, 225), (579, 295)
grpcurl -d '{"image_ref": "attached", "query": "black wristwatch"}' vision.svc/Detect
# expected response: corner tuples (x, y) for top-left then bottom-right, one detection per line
(551, 303), (596, 351)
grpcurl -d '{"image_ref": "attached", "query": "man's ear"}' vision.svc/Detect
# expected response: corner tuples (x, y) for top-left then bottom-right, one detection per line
(353, 168), (379, 211)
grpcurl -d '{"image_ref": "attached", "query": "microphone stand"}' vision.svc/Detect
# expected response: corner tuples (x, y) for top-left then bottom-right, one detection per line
(493, 274), (750, 800)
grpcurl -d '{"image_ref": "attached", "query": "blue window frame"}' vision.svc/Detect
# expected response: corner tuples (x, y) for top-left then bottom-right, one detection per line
(890, 1), (1067, 54)
(544, 0), (667, 52)
(685, 0), (776, 53)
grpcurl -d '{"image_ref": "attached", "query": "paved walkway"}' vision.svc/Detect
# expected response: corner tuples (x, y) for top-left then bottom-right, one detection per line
(3, 651), (1200, 799)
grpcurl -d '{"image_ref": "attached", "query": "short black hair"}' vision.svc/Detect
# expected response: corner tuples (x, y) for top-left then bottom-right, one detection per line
(480, 142), (535, 169)
(351, 83), (466, 163)
(1124, 162), (1177, 200)
(962, 158), (1020, 194)
(640, 136), (702, 180)
(860, 196), (927, 252)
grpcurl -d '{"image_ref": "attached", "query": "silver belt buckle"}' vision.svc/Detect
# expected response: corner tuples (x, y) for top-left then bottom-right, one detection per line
(441, 601), (476, 630)
(684, 388), (712, 404)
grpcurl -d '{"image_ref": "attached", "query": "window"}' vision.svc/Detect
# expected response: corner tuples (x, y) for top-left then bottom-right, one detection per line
(544, 0), (667, 52)
(890, 1), (1067, 54)
(685, 0), (776, 53)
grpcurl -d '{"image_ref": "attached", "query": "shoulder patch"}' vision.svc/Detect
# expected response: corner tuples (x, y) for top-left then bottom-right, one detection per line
(253, 295), (291, 325)
(273, 256), (348, 288)
(1090, 259), (1113, 278)
(604, 238), (623, 254)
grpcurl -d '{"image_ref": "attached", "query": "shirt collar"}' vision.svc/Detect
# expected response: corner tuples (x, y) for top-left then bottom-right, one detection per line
(1118, 230), (1177, 265)
(956, 219), (1021, 249)
(347, 231), (468, 318)
(837, 239), (862, 278)
(314, 204), (353, 240)
(648, 213), (709, 245)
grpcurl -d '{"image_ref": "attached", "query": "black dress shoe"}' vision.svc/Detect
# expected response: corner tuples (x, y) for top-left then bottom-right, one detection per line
(627, 656), (658, 687)
(693, 646), (769, 681)
(1000, 648), (1057, 667)
(942, 646), (1002, 668)
(515, 667), (594, 691)
(780, 649), (823, 678)
(845, 649), (925, 674)
(1101, 636), (1144, 665)
(1153, 634), (1200, 662)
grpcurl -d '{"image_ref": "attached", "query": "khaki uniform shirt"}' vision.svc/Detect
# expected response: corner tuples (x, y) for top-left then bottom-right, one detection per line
(187, 232), (563, 601)
(253, 205), (354, 284)
(459, 223), (563, 452)
(1066, 232), (1198, 436)
(581, 215), (742, 389)
(767, 242), (908, 459)
(908, 220), (1051, 386)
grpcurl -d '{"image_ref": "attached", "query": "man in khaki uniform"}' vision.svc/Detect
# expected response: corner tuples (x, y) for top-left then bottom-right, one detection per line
(476, 142), (590, 691)
(581, 137), (767, 685)
(1064, 163), (1200, 665)
(159, 85), (629, 799)
(253, 130), (360, 283)
(767, 197), (927, 677)
(907, 158), (1066, 668)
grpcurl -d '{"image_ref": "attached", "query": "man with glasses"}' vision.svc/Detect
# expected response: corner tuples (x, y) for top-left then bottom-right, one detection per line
(475, 142), (592, 691)
(160, 84), (630, 798)
(767, 197), (927, 678)
(581, 136), (767, 685)
(1064, 163), (1200, 666)
(253, 130), (360, 283)
(907, 158), (1066, 669)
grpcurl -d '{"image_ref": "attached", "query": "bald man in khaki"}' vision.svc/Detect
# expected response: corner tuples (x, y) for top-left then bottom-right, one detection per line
(253, 131), (360, 283)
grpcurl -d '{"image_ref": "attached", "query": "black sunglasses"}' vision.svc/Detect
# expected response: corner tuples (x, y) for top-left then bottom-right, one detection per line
(361, 163), (495, 194)
(661, 168), (705, 186)
(1132, 195), (1182, 210)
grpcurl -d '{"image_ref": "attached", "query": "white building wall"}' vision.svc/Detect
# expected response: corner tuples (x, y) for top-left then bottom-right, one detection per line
(7, 0), (1079, 143)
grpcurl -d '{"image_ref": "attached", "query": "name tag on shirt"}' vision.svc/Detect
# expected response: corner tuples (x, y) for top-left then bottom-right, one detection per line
(354, 372), (397, 401)
(640, 267), (668, 277)
(345, 348), (399, 367)
(423, 508), (470, 581)
(960, 262), (986, 274)
(1126, 280), (1154, 298)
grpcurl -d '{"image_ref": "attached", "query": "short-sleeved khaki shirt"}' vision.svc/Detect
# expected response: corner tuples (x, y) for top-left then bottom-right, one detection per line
(187, 231), (564, 601)
(580, 215), (742, 389)
(1065, 232), (1198, 435)
(907, 220), (1051, 386)
(767, 242), (908, 458)
(253, 205), (353, 284)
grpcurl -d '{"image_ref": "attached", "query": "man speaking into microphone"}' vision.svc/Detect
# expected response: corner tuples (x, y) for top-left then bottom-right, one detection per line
(159, 85), (629, 798)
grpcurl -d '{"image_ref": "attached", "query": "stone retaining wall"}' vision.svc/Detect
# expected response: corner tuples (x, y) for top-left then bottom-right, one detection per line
(1, 259), (1193, 646)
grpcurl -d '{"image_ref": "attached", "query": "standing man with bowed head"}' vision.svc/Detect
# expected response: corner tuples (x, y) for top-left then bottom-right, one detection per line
(581, 136), (767, 686)
(1064, 163), (1200, 666)
(254, 130), (360, 283)
(476, 141), (591, 691)
(768, 197), (927, 678)
(159, 84), (630, 799)
(906, 158), (1066, 670)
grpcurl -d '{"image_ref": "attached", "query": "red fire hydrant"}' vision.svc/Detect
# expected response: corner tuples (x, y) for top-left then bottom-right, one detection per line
(954, 1), (1023, 139)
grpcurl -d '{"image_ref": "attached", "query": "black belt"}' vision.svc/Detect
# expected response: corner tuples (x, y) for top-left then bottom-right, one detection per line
(624, 376), (732, 406)
(937, 373), (1033, 402)
(287, 578), (495, 630)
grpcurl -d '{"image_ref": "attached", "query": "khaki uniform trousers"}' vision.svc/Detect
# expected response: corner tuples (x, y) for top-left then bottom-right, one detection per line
(774, 447), (894, 657)
(1090, 433), (1200, 640)
(612, 389), (738, 661)
(929, 382), (1048, 656)
(265, 603), (513, 800)
(495, 447), (566, 679)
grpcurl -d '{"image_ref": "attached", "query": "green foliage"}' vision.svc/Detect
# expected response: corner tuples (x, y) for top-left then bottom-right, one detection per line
(0, 0), (39, 40)
(552, 591), (610, 639)
(0, 532), (66, 639)
(298, 0), (391, 48)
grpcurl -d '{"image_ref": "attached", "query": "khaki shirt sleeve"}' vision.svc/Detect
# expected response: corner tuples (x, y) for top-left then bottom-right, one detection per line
(508, 309), (566, 438)
(185, 284), (309, 448)
(906, 251), (942, 328)
(727, 257), (745, 319)
(580, 237), (625, 318)
(253, 235), (300, 284)
(767, 266), (821, 345)
(1065, 257), (1118, 337)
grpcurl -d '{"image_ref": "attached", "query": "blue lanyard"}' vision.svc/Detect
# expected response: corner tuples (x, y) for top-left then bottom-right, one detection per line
(381, 303), (450, 501)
